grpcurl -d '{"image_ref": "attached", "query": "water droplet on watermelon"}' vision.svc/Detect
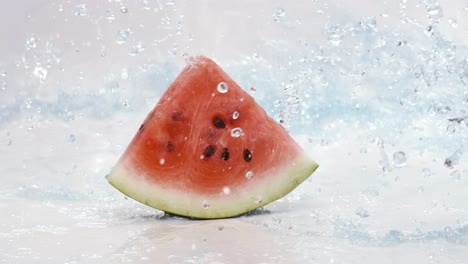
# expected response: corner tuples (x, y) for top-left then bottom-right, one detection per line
(392, 151), (407, 167)
(68, 134), (76, 143)
(202, 200), (210, 208)
(222, 186), (230, 195)
(231, 127), (243, 137)
(211, 92), (215, 97)
(217, 82), (229, 93)
(232, 111), (239, 120)
(200, 154), (205, 160)
(159, 158), (165, 165)
(245, 171), (253, 179)
(255, 195), (263, 204)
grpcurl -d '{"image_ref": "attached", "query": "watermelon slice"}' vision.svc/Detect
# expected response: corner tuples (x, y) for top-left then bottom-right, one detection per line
(106, 56), (318, 219)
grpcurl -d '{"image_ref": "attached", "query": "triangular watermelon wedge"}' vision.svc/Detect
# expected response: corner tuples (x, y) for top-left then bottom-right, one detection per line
(106, 56), (318, 219)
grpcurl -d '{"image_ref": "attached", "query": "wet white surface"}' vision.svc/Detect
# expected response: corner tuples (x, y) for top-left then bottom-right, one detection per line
(1, 1), (468, 263)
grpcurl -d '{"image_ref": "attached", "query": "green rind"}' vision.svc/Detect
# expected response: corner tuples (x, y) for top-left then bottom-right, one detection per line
(106, 153), (318, 219)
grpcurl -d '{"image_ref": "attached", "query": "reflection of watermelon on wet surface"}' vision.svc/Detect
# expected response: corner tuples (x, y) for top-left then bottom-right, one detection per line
(106, 56), (318, 219)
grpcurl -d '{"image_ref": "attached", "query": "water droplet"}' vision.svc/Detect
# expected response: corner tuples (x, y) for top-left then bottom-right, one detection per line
(200, 154), (204, 160)
(128, 42), (145, 56)
(120, 6), (128, 13)
(232, 111), (239, 120)
(0, 71), (6, 77)
(159, 158), (165, 165)
(392, 151), (407, 167)
(355, 207), (370, 218)
(327, 26), (343, 46)
(217, 82), (229, 93)
(446, 124), (456, 134)
(68, 134), (76, 143)
(222, 186), (230, 195)
(245, 171), (253, 179)
(73, 4), (87, 16)
(230, 127), (243, 137)
(448, 18), (458, 28)
(273, 7), (286, 22)
(33, 66), (48, 81)
(202, 200), (210, 208)
(25, 37), (37, 49)
(105, 10), (116, 22)
(250, 87), (256, 93)
(0, 79), (7, 90)
(255, 195), (263, 204)
(116, 29), (131, 44)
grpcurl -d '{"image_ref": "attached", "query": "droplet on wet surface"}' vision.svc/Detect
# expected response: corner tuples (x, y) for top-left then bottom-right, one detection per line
(202, 200), (210, 208)
(33, 66), (48, 81)
(73, 4), (88, 16)
(25, 37), (37, 49)
(273, 7), (286, 22)
(120, 5), (128, 13)
(232, 111), (240, 120)
(245, 171), (253, 179)
(217, 82), (229, 93)
(222, 186), (230, 195)
(159, 158), (165, 165)
(231, 127), (243, 137)
(68, 134), (76, 143)
(116, 29), (131, 44)
(392, 151), (407, 167)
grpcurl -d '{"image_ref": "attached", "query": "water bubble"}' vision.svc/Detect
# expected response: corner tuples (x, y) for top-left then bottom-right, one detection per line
(232, 111), (239, 120)
(245, 171), (253, 179)
(116, 29), (131, 44)
(230, 127), (243, 138)
(273, 7), (286, 22)
(128, 42), (145, 56)
(392, 151), (407, 167)
(200, 155), (204, 159)
(249, 87), (256, 93)
(217, 82), (229, 93)
(120, 6), (128, 14)
(202, 200), (210, 208)
(73, 4), (87, 16)
(68, 134), (76, 143)
(33, 66), (48, 81)
(159, 158), (165, 165)
(355, 207), (370, 218)
(222, 186), (230, 195)
(255, 195), (263, 204)
(0, 71), (6, 77)
(25, 37), (37, 49)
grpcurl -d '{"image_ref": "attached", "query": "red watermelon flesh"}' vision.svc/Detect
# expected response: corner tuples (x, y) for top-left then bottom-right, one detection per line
(106, 56), (318, 219)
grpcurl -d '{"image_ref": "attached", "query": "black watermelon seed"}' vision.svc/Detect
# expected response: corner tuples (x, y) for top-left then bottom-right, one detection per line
(213, 117), (226, 128)
(204, 145), (215, 157)
(243, 149), (252, 162)
(166, 141), (175, 152)
(221, 148), (230, 161)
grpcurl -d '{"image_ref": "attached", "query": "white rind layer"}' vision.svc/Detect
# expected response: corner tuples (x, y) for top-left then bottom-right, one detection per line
(106, 153), (318, 219)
